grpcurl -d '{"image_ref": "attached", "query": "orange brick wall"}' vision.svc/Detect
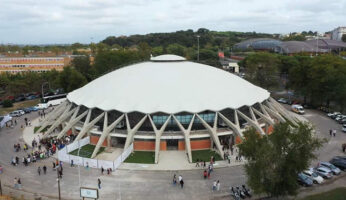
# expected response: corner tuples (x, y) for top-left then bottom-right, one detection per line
(191, 139), (211, 150)
(235, 136), (242, 144)
(267, 125), (274, 135)
(178, 141), (185, 150)
(90, 135), (108, 146)
(134, 140), (155, 151)
(160, 141), (167, 151)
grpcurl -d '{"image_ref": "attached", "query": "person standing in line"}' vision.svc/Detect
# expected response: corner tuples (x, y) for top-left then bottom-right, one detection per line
(216, 180), (220, 191)
(43, 165), (47, 175)
(37, 167), (41, 176)
(203, 170), (207, 179)
(98, 178), (101, 189)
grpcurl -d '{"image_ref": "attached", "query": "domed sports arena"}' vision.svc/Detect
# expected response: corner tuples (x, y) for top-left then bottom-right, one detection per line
(38, 54), (299, 163)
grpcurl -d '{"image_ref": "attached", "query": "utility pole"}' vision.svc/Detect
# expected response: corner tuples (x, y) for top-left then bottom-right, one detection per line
(197, 35), (200, 61)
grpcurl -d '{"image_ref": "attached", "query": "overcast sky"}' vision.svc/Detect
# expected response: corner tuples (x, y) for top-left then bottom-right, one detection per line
(1, 0), (345, 44)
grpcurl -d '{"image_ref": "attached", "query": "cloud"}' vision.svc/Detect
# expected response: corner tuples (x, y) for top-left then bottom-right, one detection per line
(0, 0), (345, 44)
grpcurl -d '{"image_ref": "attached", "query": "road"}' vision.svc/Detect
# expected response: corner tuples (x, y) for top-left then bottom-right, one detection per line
(0, 106), (345, 200)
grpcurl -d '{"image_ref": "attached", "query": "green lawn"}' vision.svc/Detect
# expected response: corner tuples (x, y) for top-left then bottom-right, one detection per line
(124, 151), (155, 164)
(192, 149), (223, 163)
(34, 125), (50, 133)
(69, 144), (104, 158)
(300, 188), (346, 200)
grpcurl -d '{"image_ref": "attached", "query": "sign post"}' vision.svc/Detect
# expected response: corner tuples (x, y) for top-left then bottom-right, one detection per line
(80, 187), (99, 200)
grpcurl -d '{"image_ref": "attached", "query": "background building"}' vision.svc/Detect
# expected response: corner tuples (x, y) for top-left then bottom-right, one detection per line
(0, 56), (73, 73)
(331, 27), (346, 41)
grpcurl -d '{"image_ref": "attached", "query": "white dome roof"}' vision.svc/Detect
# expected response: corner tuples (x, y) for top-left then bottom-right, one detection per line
(67, 55), (270, 113)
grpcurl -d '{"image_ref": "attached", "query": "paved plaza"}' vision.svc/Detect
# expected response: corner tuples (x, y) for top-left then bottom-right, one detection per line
(0, 107), (345, 199)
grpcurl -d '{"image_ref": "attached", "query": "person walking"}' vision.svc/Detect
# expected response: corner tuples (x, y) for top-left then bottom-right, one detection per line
(98, 178), (101, 189)
(101, 167), (104, 174)
(17, 178), (22, 189)
(333, 129), (336, 137)
(14, 177), (18, 188)
(172, 174), (177, 185)
(212, 180), (217, 191)
(37, 167), (41, 176)
(216, 180), (220, 191)
(195, 159), (200, 167)
(70, 159), (74, 167)
(329, 129), (332, 136)
(43, 165), (47, 175)
(180, 178), (184, 189)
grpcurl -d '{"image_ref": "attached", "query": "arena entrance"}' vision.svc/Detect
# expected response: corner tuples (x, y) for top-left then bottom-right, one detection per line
(166, 139), (178, 150)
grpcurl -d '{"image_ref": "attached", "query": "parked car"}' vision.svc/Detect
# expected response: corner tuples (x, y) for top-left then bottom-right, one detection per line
(15, 95), (26, 102)
(327, 112), (341, 118)
(25, 95), (38, 100)
(343, 124), (346, 133)
(22, 108), (32, 113)
(319, 162), (341, 175)
(297, 173), (313, 186)
(314, 167), (333, 179)
(302, 169), (324, 184)
(28, 106), (39, 112)
(333, 156), (346, 161)
(277, 98), (288, 104)
(9, 110), (25, 117)
(330, 158), (346, 170)
(332, 114), (342, 120)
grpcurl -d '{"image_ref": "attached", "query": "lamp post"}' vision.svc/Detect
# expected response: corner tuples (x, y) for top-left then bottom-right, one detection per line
(41, 82), (50, 99)
(57, 169), (61, 200)
(77, 140), (81, 188)
(196, 35), (200, 61)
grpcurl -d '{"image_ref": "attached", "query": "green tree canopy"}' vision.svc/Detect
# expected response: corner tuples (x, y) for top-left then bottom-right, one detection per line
(239, 122), (325, 198)
(243, 52), (280, 88)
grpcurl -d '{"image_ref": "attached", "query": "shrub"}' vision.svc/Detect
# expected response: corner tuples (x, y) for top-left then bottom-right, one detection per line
(3, 99), (13, 107)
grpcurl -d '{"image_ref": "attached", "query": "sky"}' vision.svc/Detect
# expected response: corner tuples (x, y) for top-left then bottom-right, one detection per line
(0, 0), (345, 44)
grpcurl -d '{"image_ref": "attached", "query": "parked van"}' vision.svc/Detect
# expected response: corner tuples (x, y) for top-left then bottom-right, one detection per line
(36, 103), (48, 110)
(291, 104), (305, 114)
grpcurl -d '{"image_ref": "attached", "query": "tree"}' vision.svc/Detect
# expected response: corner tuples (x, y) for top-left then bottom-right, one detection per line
(59, 67), (87, 92)
(238, 122), (325, 198)
(71, 56), (94, 81)
(243, 52), (280, 88)
(342, 34), (346, 42)
(166, 43), (186, 56)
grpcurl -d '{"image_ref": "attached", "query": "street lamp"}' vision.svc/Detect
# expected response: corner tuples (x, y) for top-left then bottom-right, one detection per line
(41, 82), (50, 99)
(196, 35), (200, 61)
(57, 170), (61, 200)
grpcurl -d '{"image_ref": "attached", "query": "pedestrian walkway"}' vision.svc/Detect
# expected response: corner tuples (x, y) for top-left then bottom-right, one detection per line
(118, 151), (244, 171)
(22, 117), (43, 148)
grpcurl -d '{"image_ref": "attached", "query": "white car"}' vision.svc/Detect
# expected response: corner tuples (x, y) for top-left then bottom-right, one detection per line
(327, 112), (340, 117)
(303, 169), (324, 184)
(9, 110), (25, 117)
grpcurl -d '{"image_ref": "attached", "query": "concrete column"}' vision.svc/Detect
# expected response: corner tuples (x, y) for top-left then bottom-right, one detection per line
(37, 101), (69, 133)
(43, 105), (76, 138)
(236, 109), (266, 135)
(123, 114), (147, 151)
(173, 114), (195, 163)
(75, 110), (104, 141)
(252, 106), (275, 126)
(57, 108), (88, 139)
(262, 104), (286, 123)
(218, 111), (243, 137)
(196, 113), (224, 159)
(148, 115), (172, 164)
(91, 113), (124, 158)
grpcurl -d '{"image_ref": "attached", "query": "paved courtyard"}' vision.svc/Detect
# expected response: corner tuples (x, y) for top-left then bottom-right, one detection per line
(0, 106), (345, 200)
